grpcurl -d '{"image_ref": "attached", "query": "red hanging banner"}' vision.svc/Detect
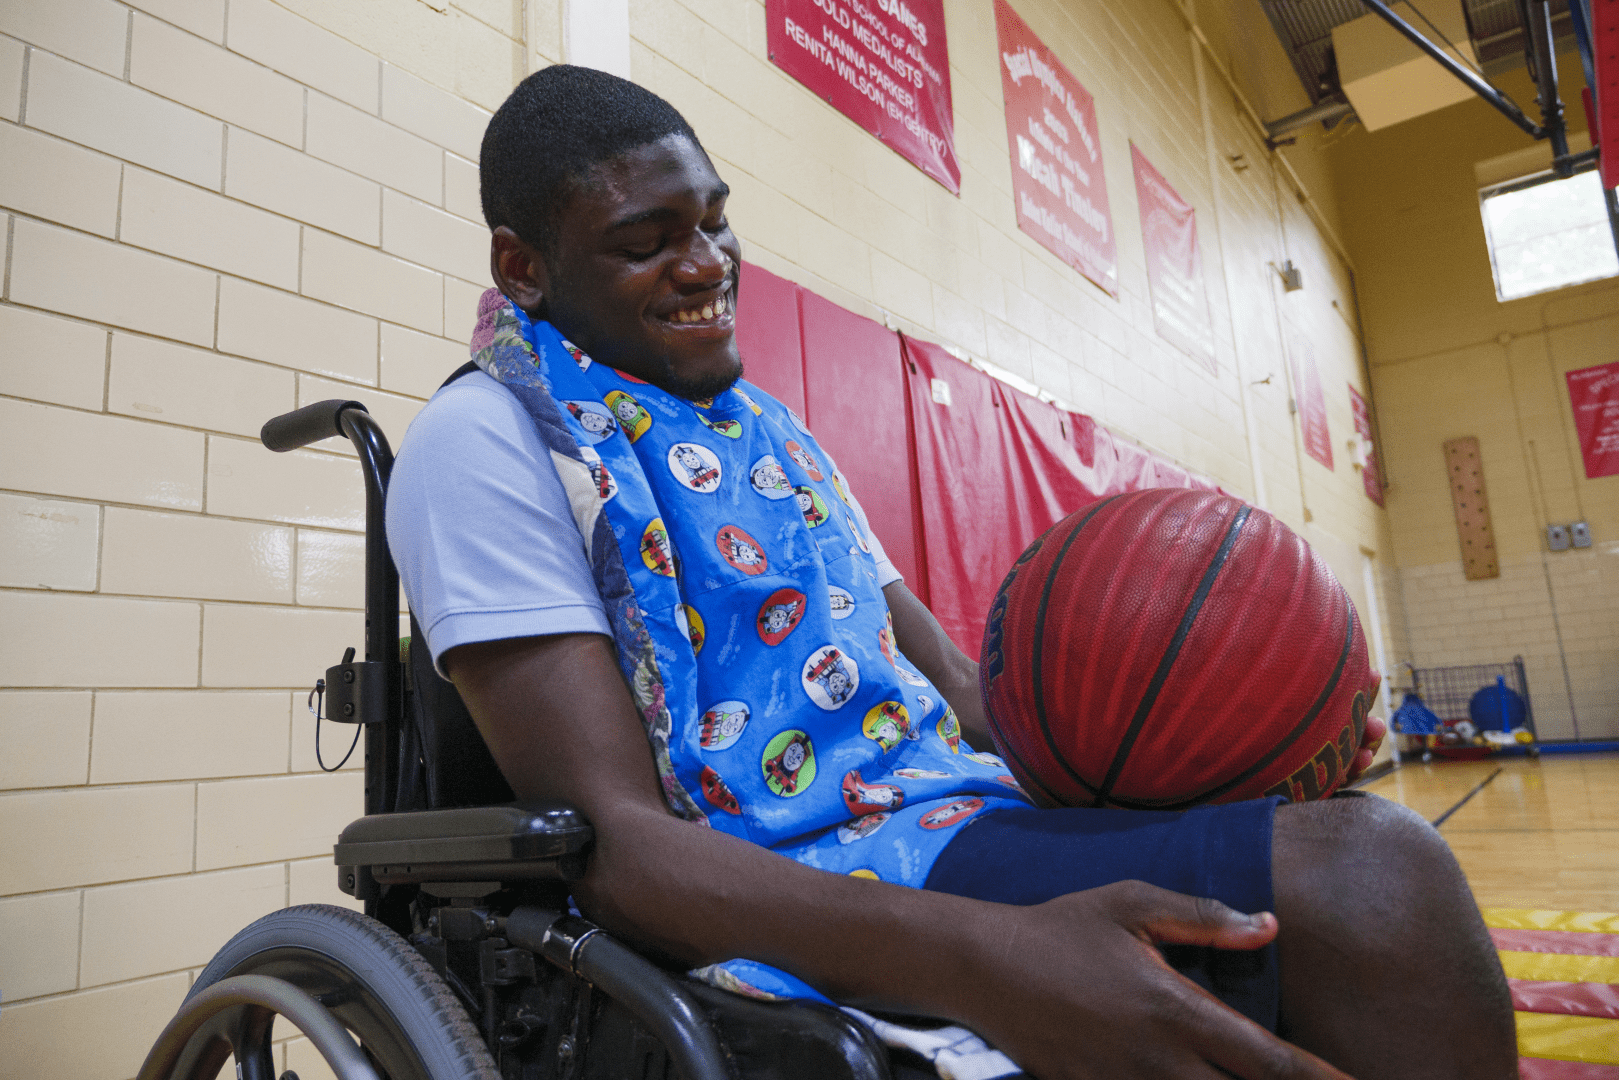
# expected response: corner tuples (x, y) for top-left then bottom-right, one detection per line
(992, 0), (1117, 296)
(1348, 384), (1383, 505)
(1567, 360), (1619, 479)
(1130, 144), (1216, 374)
(767, 0), (959, 193)
(1286, 325), (1333, 470)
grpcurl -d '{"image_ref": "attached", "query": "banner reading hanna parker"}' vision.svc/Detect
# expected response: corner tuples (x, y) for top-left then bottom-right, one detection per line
(768, 0), (959, 192)
(1130, 144), (1216, 374)
(993, 0), (1116, 296)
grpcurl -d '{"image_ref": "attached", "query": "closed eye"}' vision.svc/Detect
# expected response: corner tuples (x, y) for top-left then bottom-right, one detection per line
(622, 240), (664, 259)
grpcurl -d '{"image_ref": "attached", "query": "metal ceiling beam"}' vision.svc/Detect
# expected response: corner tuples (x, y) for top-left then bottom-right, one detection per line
(1526, 0), (1572, 165)
(1265, 99), (1356, 142)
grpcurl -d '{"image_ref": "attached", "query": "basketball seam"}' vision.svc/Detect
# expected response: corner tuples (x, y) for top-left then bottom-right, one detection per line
(1027, 494), (1127, 800)
(995, 738), (1066, 807)
(1112, 581), (1358, 811)
(1094, 505), (1253, 807)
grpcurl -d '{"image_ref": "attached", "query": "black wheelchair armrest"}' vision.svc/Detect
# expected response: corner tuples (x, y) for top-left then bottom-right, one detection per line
(334, 801), (594, 892)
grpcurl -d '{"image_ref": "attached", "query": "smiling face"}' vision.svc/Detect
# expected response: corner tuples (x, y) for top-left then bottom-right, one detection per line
(492, 134), (743, 401)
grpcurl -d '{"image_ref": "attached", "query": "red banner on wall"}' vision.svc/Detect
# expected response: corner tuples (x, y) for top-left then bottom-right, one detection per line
(1567, 360), (1619, 479)
(993, 0), (1116, 296)
(1130, 145), (1216, 374)
(1348, 384), (1383, 504)
(767, 0), (959, 192)
(1286, 325), (1333, 470)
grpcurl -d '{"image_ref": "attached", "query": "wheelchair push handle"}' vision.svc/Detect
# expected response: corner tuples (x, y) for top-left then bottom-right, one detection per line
(261, 399), (369, 452)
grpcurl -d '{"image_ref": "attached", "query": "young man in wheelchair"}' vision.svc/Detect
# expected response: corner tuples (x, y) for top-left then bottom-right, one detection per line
(386, 65), (1516, 1080)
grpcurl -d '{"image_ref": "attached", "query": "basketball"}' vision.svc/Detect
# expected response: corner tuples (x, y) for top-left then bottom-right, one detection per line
(980, 489), (1376, 809)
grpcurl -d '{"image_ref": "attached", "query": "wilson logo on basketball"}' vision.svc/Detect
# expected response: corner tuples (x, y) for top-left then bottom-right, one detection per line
(981, 535), (1043, 683)
(1263, 691), (1369, 804)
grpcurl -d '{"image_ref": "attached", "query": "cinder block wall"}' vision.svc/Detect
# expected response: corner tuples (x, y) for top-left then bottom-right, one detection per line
(0, 1), (1393, 1075)
(0, 1), (544, 1075)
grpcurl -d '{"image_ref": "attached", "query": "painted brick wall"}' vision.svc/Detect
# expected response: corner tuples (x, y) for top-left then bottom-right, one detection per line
(0, 1), (550, 1074)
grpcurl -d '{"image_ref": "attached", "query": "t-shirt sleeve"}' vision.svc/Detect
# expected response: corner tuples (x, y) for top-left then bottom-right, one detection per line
(386, 372), (610, 677)
(839, 473), (902, 589)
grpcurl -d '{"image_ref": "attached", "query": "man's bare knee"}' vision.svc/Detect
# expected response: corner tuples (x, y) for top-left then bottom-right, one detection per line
(1270, 794), (1517, 1078)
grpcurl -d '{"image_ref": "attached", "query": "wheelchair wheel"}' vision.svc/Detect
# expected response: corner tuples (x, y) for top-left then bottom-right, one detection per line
(188, 904), (499, 1080)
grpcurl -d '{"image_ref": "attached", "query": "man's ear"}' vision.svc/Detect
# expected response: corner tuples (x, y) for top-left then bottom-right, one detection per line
(490, 226), (551, 315)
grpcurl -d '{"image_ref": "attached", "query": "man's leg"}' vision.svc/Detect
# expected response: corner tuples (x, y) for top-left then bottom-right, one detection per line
(1272, 794), (1517, 1079)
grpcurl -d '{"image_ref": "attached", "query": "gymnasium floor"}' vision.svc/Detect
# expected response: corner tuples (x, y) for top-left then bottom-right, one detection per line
(1362, 752), (1619, 911)
(1361, 752), (1619, 1075)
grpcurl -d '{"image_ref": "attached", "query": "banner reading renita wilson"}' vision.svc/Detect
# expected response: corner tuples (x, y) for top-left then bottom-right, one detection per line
(993, 0), (1116, 296)
(768, 0), (959, 192)
(1130, 144), (1216, 373)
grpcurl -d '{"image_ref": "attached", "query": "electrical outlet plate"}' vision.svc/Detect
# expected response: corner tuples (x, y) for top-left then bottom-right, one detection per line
(1547, 524), (1571, 551)
(1571, 520), (1592, 548)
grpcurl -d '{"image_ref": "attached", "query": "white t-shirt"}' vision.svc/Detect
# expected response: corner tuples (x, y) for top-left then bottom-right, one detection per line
(386, 370), (902, 675)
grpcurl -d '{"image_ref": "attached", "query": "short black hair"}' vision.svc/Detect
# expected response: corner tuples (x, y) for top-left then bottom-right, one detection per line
(480, 65), (700, 256)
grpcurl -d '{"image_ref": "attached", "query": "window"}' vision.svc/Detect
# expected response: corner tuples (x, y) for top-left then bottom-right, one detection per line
(1479, 170), (1619, 302)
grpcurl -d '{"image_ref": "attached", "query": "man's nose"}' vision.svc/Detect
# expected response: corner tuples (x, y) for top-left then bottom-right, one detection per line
(672, 232), (732, 287)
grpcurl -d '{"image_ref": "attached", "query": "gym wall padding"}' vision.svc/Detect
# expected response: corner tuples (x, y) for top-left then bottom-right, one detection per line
(799, 289), (928, 597)
(903, 336), (1221, 657)
(734, 262), (808, 418)
(734, 262), (929, 601)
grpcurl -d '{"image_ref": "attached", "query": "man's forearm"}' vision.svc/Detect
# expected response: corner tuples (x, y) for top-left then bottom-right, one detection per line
(576, 797), (991, 1016)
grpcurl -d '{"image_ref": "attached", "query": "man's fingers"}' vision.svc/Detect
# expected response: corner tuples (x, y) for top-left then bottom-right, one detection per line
(1344, 716), (1387, 782)
(1182, 986), (1355, 1080)
(1101, 881), (1279, 951)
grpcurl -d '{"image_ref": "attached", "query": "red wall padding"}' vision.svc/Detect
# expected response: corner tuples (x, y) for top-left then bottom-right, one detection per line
(904, 336), (1220, 657)
(734, 262), (807, 417)
(798, 289), (927, 596)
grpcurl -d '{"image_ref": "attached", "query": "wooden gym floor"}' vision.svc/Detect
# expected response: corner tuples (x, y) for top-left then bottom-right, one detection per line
(1364, 753), (1619, 1074)
(1360, 752), (1619, 912)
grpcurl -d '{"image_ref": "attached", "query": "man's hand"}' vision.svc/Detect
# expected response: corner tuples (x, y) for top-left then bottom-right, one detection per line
(1344, 674), (1387, 784)
(956, 883), (1353, 1080)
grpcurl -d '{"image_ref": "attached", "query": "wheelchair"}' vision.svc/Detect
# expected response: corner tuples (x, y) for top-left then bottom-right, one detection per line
(137, 396), (946, 1080)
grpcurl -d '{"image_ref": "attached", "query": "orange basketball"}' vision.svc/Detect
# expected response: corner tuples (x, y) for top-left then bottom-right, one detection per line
(980, 489), (1375, 809)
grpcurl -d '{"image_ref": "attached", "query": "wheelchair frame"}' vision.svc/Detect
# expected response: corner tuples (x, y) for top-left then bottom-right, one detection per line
(137, 398), (902, 1080)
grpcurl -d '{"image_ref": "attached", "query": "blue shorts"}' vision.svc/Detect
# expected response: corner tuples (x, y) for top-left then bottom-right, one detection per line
(923, 797), (1283, 1031)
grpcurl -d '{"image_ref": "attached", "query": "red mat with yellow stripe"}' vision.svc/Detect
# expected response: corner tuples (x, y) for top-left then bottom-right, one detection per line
(1484, 909), (1619, 1078)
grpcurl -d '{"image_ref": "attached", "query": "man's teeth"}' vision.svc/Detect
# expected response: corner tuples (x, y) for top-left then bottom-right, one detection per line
(671, 295), (728, 323)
